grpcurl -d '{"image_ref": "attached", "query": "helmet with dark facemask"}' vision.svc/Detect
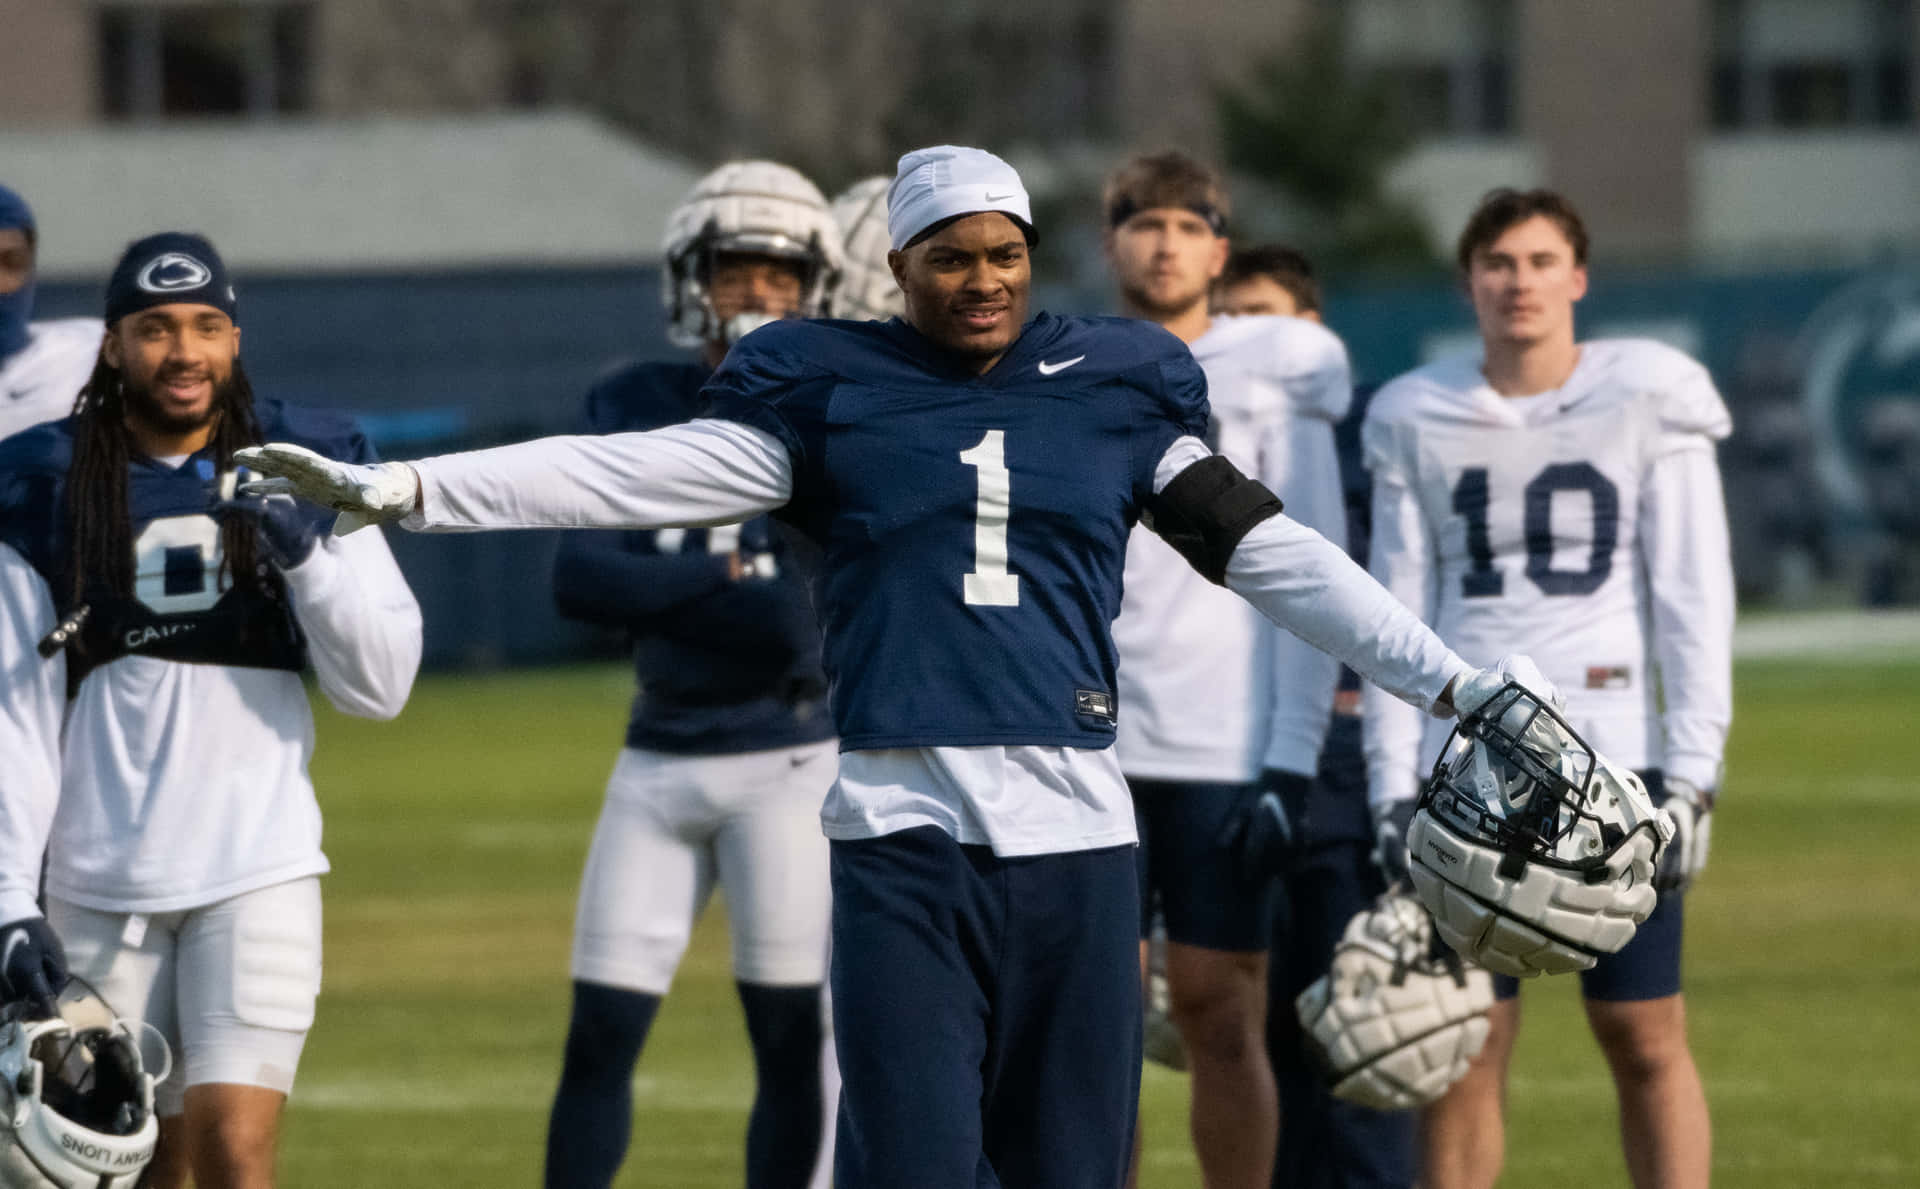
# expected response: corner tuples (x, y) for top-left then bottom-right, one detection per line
(1407, 683), (1672, 978)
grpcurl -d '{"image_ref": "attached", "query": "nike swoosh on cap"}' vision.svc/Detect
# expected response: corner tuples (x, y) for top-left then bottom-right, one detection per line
(1037, 355), (1086, 376)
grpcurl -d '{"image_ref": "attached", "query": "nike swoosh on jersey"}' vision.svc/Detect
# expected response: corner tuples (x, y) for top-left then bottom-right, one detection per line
(1038, 355), (1086, 376)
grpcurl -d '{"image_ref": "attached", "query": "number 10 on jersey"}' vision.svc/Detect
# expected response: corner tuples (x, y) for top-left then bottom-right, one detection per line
(960, 430), (1021, 607)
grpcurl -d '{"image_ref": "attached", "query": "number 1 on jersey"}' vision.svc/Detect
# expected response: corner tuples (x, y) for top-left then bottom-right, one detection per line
(959, 430), (1020, 606)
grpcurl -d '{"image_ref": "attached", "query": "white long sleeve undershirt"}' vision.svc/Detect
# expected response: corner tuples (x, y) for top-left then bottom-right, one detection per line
(410, 424), (1470, 855)
(0, 528), (421, 918)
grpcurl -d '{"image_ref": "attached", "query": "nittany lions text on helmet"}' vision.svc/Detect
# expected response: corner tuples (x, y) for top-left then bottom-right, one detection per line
(0, 994), (164, 1189)
(661, 161), (845, 349)
(1407, 683), (1672, 979)
(1296, 892), (1495, 1111)
(828, 176), (906, 323)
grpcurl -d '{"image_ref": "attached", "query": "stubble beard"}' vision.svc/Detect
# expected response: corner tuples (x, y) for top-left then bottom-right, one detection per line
(120, 367), (230, 437)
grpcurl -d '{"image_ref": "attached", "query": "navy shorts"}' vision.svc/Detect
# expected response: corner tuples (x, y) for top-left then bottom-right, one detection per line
(828, 826), (1141, 1189)
(1494, 770), (1685, 1003)
(1133, 777), (1277, 952)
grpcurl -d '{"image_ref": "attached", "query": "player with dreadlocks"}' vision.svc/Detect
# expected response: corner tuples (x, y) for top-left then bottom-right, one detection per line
(0, 232), (422, 1189)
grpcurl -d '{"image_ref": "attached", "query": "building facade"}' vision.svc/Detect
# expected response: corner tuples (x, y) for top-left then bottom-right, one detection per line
(3, 0), (1917, 265)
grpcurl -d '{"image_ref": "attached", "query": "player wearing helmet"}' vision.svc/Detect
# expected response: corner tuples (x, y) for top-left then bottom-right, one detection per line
(1363, 188), (1731, 1189)
(541, 161), (843, 1189)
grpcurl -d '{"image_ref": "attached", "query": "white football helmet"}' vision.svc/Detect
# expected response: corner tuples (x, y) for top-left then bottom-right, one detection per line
(1295, 892), (1495, 1111)
(661, 161), (845, 349)
(0, 990), (165, 1189)
(828, 176), (906, 323)
(1408, 683), (1673, 979)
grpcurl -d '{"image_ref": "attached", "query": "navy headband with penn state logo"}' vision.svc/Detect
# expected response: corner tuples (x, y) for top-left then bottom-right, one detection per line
(104, 231), (237, 324)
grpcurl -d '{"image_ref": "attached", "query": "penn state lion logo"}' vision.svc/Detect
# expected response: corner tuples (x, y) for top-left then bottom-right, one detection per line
(135, 252), (212, 295)
(1799, 272), (1920, 520)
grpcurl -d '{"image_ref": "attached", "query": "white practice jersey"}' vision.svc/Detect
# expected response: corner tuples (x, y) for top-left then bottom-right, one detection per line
(0, 525), (421, 922)
(1114, 314), (1351, 782)
(0, 319), (100, 440)
(406, 420), (1471, 856)
(1361, 338), (1735, 810)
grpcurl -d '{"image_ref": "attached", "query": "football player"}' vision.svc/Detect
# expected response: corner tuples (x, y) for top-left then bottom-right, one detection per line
(1215, 245), (1322, 323)
(1216, 246), (1423, 1189)
(1102, 156), (1351, 1189)
(0, 232), (422, 1188)
(0, 184), (101, 440)
(1362, 188), (1731, 1189)
(542, 160), (843, 1189)
(236, 145), (1556, 1189)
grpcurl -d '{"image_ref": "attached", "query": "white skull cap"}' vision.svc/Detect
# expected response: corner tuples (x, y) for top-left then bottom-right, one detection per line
(886, 145), (1035, 252)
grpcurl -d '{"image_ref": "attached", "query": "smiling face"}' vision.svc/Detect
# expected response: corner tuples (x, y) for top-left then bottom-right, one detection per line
(1466, 215), (1588, 351)
(888, 212), (1031, 372)
(1107, 206), (1227, 320)
(102, 303), (239, 450)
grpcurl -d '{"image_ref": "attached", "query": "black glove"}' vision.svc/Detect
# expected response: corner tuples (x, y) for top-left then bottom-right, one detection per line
(0, 917), (69, 1019)
(1372, 798), (1418, 889)
(1221, 770), (1308, 883)
(223, 490), (335, 569)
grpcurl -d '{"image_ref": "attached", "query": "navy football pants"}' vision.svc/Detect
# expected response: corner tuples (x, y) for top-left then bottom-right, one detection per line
(1267, 840), (1418, 1189)
(829, 826), (1142, 1189)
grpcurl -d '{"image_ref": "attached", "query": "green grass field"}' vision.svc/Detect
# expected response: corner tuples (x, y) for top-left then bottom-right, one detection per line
(281, 650), (1920, 1186)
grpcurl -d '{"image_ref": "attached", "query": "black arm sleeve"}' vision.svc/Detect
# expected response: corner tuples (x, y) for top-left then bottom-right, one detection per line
(1143, 454), (1284, 585)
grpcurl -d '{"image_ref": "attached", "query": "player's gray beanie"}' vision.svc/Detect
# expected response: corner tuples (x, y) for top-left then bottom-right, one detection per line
(886, 146), (1035, 251)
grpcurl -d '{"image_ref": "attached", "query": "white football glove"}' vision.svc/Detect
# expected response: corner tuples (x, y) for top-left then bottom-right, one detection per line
(234, 443), (418, 535)
(1445, 653), (1565, 719)
(1654, 778), (1715, 893)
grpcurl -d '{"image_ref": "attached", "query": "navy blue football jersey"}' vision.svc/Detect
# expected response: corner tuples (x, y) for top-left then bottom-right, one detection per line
(0, 400), (373, 693)
(551, 359), (833, 755)
(702, 312), (1209, 751)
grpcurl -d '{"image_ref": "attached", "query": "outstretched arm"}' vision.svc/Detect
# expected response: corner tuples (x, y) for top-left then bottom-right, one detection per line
(237, 418), (795, 535)
(1145, 436), (1473, 716)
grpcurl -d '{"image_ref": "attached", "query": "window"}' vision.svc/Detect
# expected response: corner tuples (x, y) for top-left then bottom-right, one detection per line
(1346, 0), (1514, 135)
(99, 2), (313, 118)
(1711, 0), (1914, 129)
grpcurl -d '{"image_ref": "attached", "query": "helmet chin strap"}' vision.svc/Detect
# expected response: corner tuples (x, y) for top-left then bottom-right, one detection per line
(721, 311), (781, 345)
